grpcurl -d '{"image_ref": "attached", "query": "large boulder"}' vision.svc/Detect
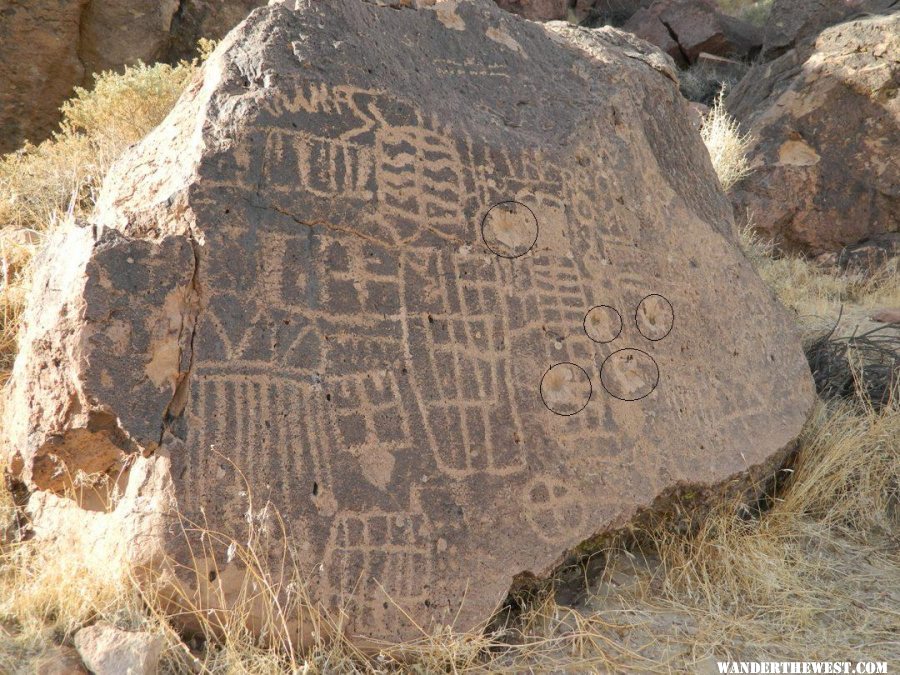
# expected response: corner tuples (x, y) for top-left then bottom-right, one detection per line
(622, 0), (762, 67)
(0, 0), (267, 154)
(761, 0), (898, 60)
(727, 14), (899, 254)
(2, 0), (815, 645)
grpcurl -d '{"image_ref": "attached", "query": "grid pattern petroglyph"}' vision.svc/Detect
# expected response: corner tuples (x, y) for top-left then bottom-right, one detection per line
(182, 82), (667, 626)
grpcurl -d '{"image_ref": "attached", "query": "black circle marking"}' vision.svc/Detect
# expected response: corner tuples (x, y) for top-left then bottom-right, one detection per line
(480, 200), (539, 259)
(540, 362), (592, 416)
(583, 305), (623, 344)
(635, 293), (674, 342)
(599, 348), (660, 401)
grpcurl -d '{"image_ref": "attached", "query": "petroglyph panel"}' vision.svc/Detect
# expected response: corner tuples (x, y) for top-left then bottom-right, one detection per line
(636, 294), (675, 341)
(6, 0), (816, 648)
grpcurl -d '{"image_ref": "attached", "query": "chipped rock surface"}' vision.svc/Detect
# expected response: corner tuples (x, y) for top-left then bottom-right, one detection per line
(727, 13), (899, 254)
(74, 622), (164, 675)
(3, 0), (814, 644)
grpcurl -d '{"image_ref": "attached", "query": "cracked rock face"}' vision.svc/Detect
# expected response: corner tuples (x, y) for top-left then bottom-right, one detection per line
(622, 0), (762, 67)
(727, 13), (899, 254)
(3, 0), (815, 644)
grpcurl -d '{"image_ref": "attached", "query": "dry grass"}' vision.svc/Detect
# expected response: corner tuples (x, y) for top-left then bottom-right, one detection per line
(701, 93), (753, 192)
(739, 224), (900, 321)
(0, 60), (198, 387)
(4, 395), (895, 672)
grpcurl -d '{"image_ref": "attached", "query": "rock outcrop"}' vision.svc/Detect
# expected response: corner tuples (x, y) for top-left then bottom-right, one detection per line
(727, 13), (899, 254)
(2, 0), (815, 644)
(622, 0), (762, 66)
(0, 0), (267, 154)
(761, 0), (899, 60)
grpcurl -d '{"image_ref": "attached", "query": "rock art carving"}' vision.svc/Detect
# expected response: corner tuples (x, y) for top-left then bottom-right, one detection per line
(601, 348), (660, 401)
(540, 362), (593, 416)
(2, 0), (816, 646)
(584, 305), (624, 344)
(636, 294), (675, 341)
(481, 200), (539, 259)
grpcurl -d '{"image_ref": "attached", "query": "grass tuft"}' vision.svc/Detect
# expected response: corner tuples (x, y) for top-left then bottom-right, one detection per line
(701, 92), (753, 192)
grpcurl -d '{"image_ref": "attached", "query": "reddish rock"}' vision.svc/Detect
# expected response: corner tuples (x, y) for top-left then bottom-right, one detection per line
(871, 309), (900, 325)
(3, 0), (814, 645)
(574, 0), (655, 25)
(0, 0), (87, 155)
(687, 101), (710, 130)
(34, 646), (89, 675)
(727, 14), (899, 254)
(623, 0), (762, 66)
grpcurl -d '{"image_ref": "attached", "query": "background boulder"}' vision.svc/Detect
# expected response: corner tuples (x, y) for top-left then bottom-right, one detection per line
(0, 0), (267, 154)
(3, 0), (814, 644)
(727, 13), (899, 254)
(494, 0), (571, 20)
(761, 0), (899, 59)
(622, 0), (762, 66)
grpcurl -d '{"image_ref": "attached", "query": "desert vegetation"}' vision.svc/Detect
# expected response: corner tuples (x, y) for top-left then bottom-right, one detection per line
(0, 47), (896, 673)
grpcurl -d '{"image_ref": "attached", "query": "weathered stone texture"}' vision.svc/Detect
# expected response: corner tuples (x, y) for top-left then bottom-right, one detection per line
(3, 0), (815, 644)
(0, 0), (87, 154)
(727, 14), (899, 254)
(74, 623), (164, 675)
(761, 0), (899, 59)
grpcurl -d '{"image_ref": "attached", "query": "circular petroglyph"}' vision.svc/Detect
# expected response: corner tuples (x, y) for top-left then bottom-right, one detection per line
(583, 305), (623, 343)
(540, 362), (592, 416)
(481, 201), (538, 259)
(635, 293), (674, 341)
(600, 349), (659, 401)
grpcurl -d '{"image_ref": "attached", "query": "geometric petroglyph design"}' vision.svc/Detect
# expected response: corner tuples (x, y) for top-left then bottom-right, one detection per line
(544, 294), (674, 410)
(522, 476), (589, 543)
(2, 0), (818, 649)
(480, 200), (538, 259)
(178, 66), (686, 627)
(324, 487), (436, 611)
(600, 348), (660, 401)
(539, 362), (592, 416)
(636, 293), (675, 341)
